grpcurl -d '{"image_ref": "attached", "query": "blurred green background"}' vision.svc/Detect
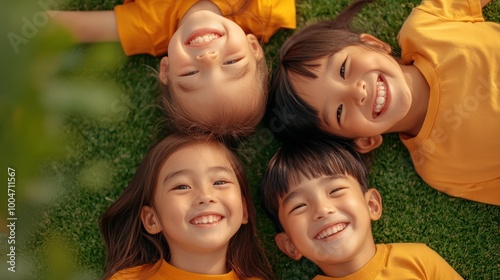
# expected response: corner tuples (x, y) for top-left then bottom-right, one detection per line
(1, 0), (499, 279)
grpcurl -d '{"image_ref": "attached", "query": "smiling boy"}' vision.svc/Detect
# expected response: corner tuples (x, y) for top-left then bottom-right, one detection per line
(261, 134), (462, 279)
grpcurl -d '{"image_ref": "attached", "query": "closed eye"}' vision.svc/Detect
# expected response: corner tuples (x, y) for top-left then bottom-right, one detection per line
(337, 104), (343, 125)
(329, 187), (345, 196)
(223, 58), (243, 65)
(290, 203), (306, 214)
(181, 70), (199, 76)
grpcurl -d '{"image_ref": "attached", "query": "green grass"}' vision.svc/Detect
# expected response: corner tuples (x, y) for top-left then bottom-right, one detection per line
(1, 0), (499, 279)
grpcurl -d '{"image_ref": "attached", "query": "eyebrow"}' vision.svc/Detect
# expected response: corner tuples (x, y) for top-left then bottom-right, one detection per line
(176, 63), (250, 94)
(162, 166), (234, 185)
(281, 174), (346, 206)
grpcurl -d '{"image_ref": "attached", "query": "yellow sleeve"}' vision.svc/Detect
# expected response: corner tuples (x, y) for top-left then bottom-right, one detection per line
(260, 0), (296, 43)
(214, 0), (296, 43)
(113, 0), (195, 56)
(418, 245), (463, 279)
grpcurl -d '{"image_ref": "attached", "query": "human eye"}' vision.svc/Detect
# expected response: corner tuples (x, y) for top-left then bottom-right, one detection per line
(181, 70), (199, 76)
(213, 180), (228, 186)
(223, 58), (242, 65)
(173, 184), (191, 190)
(289, 203), (306, 214)
(339, 58), (346, 79)
(329, 187), (346, 196)
(337, 104), (343, 125)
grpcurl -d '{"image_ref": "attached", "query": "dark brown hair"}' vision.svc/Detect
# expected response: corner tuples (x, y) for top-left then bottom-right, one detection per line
(261, 132), (370, 233)
(266, 0), (377, 141)
(100, 134), (274, 280)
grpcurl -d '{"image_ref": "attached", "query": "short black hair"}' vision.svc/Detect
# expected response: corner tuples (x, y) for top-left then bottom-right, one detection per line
(261, 132), (370, 232)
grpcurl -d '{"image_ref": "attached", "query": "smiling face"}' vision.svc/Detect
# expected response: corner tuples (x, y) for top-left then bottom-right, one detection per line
(161, 9), (265, 125)
(141, 142), (248, 263)
(291, 40), (412, 139)
(275, 174), (382, 277)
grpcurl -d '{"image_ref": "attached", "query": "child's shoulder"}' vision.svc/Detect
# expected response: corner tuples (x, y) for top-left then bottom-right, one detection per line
(380, 242), (433, 253)
(109, 263), (157, 280)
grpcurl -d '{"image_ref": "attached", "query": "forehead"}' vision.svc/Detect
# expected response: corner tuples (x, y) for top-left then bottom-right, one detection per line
(161, 143), (231, 170)
(278, 175), (330, 205)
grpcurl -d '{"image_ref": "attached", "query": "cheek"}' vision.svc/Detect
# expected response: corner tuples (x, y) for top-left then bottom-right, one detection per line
(227, 191), (244, 210)
(160, 196), (189, 217)
(285, 215), (308, 235)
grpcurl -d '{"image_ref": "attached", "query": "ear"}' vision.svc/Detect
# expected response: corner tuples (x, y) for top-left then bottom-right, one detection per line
(365, 188), (383, 221)
(241, 197), (249, 225)
(141, 205), (162, 234)
(159, 57), (169, 85)
(246, 34), (264, 62)
(359, 33), (391, 54)
(354, 135), (383, 153)
(275, 232), (302, 260)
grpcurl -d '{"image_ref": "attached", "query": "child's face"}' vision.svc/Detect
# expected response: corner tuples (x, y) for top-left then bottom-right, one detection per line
(163, 9), (264, 123)
(275, 174), (381, 275)
(142, 143), (248, 259)
(290, 44), (412, 139)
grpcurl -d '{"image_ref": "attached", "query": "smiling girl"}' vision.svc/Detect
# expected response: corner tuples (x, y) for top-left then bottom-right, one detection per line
(50, 0), (296, 139)
(99, 134), (274, 280)
(268, 0), (500, 205)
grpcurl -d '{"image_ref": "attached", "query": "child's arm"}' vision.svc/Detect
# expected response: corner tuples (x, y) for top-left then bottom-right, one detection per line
(481, 0), (491, 7)
(48, 11), (119, 42)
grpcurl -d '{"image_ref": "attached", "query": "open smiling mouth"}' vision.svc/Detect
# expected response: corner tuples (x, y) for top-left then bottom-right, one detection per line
(373, 76), (388, 118)
(185, 29), (223, 46)
(190, 214), (223, 225)
(315, 223), (348, 240)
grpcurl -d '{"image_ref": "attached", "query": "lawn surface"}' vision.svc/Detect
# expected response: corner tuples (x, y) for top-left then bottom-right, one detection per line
(1, 0), (499, 279)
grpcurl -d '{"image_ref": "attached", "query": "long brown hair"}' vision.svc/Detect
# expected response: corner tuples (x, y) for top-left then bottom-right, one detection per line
(266, 0), (377, 141)
(100, 134), (274, 279)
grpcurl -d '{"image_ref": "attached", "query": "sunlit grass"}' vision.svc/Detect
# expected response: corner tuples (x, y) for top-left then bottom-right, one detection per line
(2, 0), (499, 279)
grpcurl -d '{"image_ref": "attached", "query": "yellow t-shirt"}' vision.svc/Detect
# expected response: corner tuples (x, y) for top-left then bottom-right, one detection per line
(114, 0), (296, 56)
(397, 0), (500, 205)
(313, 243), (462, 280)
(110, 259), (261, 279)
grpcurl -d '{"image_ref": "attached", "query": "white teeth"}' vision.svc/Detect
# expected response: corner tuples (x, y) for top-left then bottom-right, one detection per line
(376, 96), (386, 105)
(315, 223), (347, 239)
(189, 33), (220, 45)
(374, 80), (387, 113)
(192, 215), (222, 225)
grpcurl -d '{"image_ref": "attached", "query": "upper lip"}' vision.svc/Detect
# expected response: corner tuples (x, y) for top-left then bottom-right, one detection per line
(185, 28), (224, 47)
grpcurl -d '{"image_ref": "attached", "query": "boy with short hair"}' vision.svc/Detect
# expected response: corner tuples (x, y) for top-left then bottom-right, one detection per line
(261, 135), (462, 279)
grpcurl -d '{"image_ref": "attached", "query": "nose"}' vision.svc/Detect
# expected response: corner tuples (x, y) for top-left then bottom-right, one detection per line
(312, 199), (336, 221)
(196, 50), (218, 63)
(345, 80), (367, 105)
(196, 185), (216, 205)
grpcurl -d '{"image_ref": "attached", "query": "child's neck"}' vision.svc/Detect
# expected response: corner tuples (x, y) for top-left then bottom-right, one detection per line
(180, 1), (222, 24)
(169, 248), (228, 275)
(319, 240), (377, 277)
(397, 64), (430, 137)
